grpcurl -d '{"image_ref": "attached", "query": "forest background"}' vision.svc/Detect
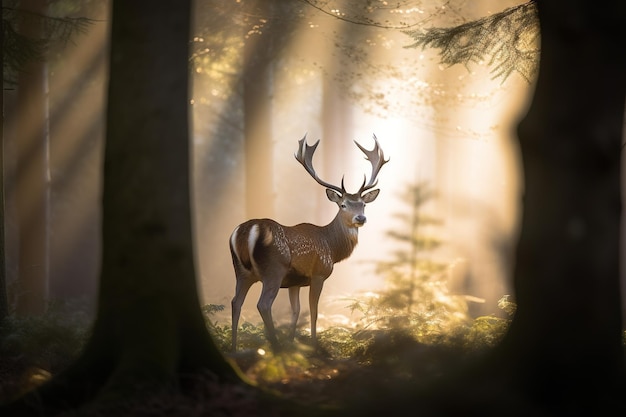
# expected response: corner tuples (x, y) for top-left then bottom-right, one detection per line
(2, 0), (531, 326)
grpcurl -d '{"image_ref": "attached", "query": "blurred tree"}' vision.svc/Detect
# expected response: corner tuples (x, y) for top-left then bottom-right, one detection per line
(1, 1), (245, 414)
(500, 0), (625, 411)
(12, 0), (51, 317)
(0, 9), (6, 322)
(193, 0), (305, 220)
(1, 2), (92, 317)
(241, 0), (279, 219)
(350, 182), (468, 338)
(375, 183), (446, 315)
(369, 0), (625, 414)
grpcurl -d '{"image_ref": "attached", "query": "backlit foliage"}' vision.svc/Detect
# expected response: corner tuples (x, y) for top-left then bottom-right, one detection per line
(205, 297), (517, 389)
(464, 295), (515, 350)
(404, 1), (539, 82)
(346, 182), (470, 342)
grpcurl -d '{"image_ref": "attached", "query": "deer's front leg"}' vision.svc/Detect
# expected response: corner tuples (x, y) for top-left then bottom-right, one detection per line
(288, 286), (301, 341)
(308, 276), (325, 345)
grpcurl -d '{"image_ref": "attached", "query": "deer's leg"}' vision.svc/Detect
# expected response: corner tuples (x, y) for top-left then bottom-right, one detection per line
(257, 281), (281, 350)
(308, 277), (325, 345)
(231, 276), (255, 351)
(288, 286), (301, 341)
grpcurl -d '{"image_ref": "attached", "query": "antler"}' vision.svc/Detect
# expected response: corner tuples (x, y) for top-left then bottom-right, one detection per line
(295, 135), (345, 194)
(355, 134), (389, 195)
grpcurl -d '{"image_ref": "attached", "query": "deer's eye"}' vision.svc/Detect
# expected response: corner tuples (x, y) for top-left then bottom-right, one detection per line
(340, 203), (347, 209)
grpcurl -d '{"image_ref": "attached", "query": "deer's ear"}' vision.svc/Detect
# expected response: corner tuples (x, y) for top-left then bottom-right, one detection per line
(326, 188), (342, 202)
(362, 189), (380, 203)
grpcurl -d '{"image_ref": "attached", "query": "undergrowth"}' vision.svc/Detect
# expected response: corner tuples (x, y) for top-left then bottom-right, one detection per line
(0, 294), (516, 404)
(0, 300), (91, 401)
(205, 295), (517, 388)
(4, 295), (625, 413)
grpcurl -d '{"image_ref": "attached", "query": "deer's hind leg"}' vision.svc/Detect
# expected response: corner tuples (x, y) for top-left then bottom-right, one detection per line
(254, 258), (289, 350)
(247, 223), (291, 350)
(231, 271), (255, 352)
(257, 279), (282, 350)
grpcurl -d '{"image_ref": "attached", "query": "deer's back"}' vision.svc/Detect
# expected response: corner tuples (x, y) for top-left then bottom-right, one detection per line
(230, 219), (335, 285)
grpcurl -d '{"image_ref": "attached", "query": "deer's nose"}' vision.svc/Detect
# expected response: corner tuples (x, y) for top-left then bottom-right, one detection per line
(354, 214), (367, 225)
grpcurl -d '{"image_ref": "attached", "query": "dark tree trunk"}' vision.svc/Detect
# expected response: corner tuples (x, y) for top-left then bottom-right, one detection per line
(354, 2), (626, 416)
(495, 0), (626, 413)
(1, 1), (242, 414)
(0, 8), (7, 321)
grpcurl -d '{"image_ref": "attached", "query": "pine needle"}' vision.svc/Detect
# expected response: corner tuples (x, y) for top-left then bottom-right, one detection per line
(403, 1), (539, 82)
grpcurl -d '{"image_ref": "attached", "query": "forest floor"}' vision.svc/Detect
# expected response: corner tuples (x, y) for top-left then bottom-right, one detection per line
(3, 301), (626, 416)
(0, 329), (487, 416)
(0, 306), (503, 416)
(12, 300), (626, 417)
(3, 310), (626, 417)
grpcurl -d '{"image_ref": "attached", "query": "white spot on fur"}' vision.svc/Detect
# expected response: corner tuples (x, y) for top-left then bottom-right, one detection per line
(248, 224), (259, 253)
(273, 226), (290, 257)
(247, 224), (260, 271)
(290, 234), (332, 268)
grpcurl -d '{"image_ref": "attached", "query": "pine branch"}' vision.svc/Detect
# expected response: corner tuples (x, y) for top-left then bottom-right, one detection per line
(3, 19), (46, 74)
(404, 1), (539, 82)
(44, 14), (93, 46)
(2, 6), (95, 85)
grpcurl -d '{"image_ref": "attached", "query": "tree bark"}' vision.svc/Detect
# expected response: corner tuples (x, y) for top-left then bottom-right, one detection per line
(0, 8), (7, 321)
(1, 0), (242, 414)
(496, 0), (626, 412)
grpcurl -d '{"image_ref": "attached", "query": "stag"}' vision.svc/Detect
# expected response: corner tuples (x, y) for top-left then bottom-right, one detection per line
(230, 135), (388, 351)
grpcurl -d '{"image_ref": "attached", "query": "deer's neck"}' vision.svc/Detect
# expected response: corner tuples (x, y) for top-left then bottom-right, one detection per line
(324, 214), (359, 263)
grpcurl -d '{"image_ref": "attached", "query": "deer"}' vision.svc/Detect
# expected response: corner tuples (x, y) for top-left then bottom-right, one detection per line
(229, 134), (388, 351)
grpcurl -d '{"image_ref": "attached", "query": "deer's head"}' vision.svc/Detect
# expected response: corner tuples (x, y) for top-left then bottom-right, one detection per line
(295, 134), (388, 228)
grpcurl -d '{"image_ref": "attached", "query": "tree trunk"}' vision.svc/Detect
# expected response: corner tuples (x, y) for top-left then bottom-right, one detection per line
(1, 1), (243, 414)
(320, 74), (353, 222)
(0, 10), (7, 321)
(496, 0), (626, 412)
(13, 0), (50, 316)
(243, 0), (277, 219)
(358, 2), (626, 416)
